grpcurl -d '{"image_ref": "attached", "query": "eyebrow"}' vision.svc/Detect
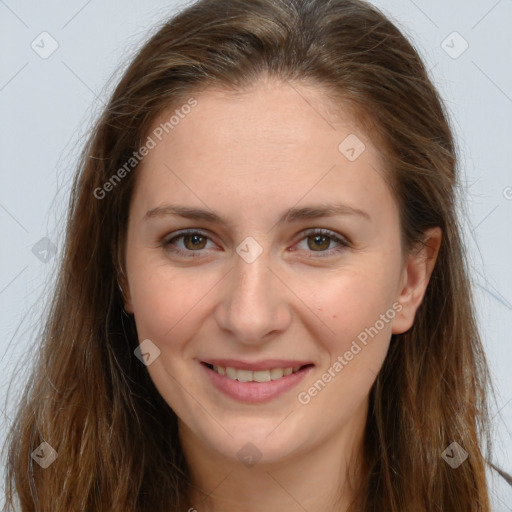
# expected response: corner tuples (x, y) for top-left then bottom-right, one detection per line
(143, 202), (371, 226)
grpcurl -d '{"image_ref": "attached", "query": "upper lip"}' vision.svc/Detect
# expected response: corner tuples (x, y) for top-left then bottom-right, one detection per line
(201, 359), (314, 371)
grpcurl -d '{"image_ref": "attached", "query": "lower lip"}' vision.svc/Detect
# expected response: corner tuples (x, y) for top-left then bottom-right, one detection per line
(201, 363), (313, 403)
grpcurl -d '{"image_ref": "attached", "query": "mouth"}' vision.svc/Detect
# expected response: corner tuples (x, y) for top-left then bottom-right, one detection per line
(201, 362), (314, 382)
(199, 360), (314, 403)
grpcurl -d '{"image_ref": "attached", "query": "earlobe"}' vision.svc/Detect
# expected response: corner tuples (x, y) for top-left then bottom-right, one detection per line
(392, 227), (442, 334)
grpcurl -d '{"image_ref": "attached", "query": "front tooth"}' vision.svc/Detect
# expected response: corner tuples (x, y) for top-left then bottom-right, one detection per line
(269, 368), (284, 380)
(253, 370), (271, 382)
(226, 367), (237, 380)
(237, 369), (253, 382)
(215, 366), (295, 381)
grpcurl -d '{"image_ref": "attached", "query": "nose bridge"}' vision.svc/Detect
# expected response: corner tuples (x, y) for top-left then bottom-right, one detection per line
(216, 248), (291, 344)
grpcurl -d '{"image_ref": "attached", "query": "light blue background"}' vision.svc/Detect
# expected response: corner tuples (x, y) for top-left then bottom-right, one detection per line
(1, 0), (511, 509)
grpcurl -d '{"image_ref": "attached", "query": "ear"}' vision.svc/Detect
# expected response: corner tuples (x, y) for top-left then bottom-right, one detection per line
(118, 274), (134, 314)
(392, 227), (442, 334)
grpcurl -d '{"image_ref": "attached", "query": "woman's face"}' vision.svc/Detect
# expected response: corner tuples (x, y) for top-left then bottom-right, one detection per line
(122, 77), (433, 467)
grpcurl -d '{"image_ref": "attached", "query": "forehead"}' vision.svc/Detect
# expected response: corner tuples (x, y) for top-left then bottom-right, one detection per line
(129, 77), (394, 226)
(151, 76), (369, 159)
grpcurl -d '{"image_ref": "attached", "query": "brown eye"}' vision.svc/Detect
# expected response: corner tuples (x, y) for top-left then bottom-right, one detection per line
(182, 233), (207, 250)
(163, 230), (214, 258)
(295, 228), (349, 258)
(307, 234), (331, 251)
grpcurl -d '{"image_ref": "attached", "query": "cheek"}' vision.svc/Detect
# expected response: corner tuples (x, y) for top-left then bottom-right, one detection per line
(128, 269), (214, 407)
(128, 263), (217, 348)
(304, 264), (400, 349)
(296, 273), (397, 421)
(300, 267), (399, 413)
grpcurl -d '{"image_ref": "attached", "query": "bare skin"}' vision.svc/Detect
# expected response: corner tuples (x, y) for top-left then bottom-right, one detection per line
(121, 75), (441, 512)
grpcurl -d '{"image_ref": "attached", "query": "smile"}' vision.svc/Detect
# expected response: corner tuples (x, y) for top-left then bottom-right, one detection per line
(207, 364), (305, 382)
(200, 361), (314, 403)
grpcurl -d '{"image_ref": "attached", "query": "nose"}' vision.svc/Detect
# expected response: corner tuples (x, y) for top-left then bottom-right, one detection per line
(214, 249), (292, 346)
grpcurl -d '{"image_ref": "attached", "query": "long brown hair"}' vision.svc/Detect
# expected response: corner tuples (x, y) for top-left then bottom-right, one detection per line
(3, 0), (499, 509)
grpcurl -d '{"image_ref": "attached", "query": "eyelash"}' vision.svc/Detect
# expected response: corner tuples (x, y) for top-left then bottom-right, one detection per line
(162, 228), (349, 259)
